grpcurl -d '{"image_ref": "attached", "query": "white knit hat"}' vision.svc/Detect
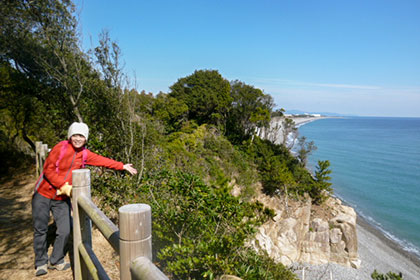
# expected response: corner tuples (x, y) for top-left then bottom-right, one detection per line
(68, 122), (89, 141)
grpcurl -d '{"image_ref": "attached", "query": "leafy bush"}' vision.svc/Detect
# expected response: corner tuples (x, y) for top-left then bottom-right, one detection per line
(162, 125), (258, 198)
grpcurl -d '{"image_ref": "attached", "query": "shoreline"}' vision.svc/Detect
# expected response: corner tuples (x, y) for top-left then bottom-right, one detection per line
(356, 214), (420, 279)
(357, 213), (420, 266)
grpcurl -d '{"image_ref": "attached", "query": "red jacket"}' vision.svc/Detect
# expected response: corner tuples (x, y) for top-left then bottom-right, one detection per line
(37, 141), (124, 200)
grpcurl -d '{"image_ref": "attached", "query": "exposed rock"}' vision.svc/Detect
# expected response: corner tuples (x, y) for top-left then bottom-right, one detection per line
(251, 193), (361, 268)
(351, 258), (362, 269)
(330, 228), (342, 244)
(300, 218), (330, 264)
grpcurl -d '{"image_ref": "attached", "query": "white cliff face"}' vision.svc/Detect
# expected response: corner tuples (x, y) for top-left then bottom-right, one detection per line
(250, 192), (361, 269)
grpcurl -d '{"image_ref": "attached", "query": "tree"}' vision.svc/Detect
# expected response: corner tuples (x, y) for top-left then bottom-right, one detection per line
(169, 70), (232, 128)
(94, 30), (124, 89)
(272, 108), (285, 117)
(311, 160), (333, 204)
(153, 93), (189, 133)
(226, 80), (274, 143)
(3, 0), (89, 122)
(89, 30), (133, 159)
(30, 0), (88, 122)
(0, 0), (92, 152)
(2, 0), (124, 124)
(296, 136), (317, 166)
(282, 117), (297, 147)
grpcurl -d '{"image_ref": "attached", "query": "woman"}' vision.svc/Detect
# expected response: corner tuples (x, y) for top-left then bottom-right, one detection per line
(32, 122), (137, 277)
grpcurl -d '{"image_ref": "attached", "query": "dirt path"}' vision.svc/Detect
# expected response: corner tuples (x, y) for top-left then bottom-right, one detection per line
(0, 171), (119, 280)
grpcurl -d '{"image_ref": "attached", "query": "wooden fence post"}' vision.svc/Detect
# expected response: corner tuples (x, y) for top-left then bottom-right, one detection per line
(72, 169), (92, 280)
(42, 144), (48, 159)
(119, 204), (152, 280)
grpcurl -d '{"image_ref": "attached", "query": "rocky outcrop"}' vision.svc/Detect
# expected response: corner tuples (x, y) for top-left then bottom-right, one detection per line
(249, 192), (361, 268)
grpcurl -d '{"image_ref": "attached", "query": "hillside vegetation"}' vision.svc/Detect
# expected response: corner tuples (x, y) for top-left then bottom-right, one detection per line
(1, 1), (332, 279)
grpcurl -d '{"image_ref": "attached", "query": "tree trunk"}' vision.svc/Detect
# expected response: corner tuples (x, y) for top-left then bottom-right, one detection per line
(74, 105), (83, 122)
(22, 129), (35, 153)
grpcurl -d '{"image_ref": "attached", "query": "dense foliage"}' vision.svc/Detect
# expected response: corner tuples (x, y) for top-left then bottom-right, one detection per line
(1, 0), (333, 279)
(169, 70), (232, 129)
(92, 170), (297, 279)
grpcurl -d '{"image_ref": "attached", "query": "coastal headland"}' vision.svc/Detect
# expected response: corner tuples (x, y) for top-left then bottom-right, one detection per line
(260, 115), (336, 146)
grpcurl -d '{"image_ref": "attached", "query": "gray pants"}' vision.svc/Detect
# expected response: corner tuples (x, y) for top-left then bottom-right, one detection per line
(32, 192), (71, 268)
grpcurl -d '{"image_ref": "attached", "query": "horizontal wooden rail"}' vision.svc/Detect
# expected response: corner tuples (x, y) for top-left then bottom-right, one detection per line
(130, 256), (169, 280)
(78, 194), (120, 252)
(79, 242), (110, 280)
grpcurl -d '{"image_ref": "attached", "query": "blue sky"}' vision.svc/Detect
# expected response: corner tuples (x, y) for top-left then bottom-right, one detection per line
(76, 0), (420, 117)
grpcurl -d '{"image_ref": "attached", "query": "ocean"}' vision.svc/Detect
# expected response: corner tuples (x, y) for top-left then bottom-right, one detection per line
(297, 117), (420, 259)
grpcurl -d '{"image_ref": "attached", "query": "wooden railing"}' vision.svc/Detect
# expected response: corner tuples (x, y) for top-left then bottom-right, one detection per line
(72, 169), (169, 280)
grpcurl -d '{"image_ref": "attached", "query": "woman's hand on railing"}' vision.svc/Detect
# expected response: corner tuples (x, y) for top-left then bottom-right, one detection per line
(123, 163), (138, 175)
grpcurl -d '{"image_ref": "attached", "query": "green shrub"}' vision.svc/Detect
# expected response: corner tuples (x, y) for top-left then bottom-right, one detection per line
(371, 269), (403, 280)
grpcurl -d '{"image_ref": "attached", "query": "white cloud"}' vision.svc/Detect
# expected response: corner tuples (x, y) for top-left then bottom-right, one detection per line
(306, 82), (380, 90)
(247, 78), (381, 90)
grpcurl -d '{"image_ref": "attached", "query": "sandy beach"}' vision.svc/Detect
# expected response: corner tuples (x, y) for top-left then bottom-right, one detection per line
(291, 116), (328, 126)
(288, 116), (420, 280)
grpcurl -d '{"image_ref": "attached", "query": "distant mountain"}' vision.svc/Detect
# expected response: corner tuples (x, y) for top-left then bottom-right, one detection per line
(285, 109), (351, 117)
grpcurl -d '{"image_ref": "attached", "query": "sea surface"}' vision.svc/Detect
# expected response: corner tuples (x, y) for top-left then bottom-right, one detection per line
(297, 117), (420, 258)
